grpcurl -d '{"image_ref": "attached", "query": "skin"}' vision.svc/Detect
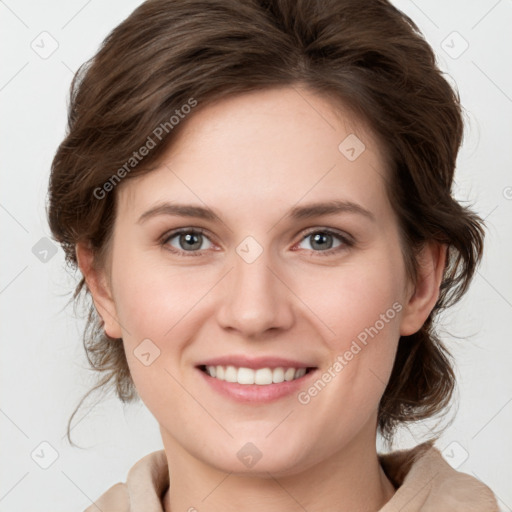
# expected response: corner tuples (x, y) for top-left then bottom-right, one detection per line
(77, 86), (445, 512)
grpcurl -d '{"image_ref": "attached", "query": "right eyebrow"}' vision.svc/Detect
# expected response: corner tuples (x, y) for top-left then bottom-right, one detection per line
(137, 203), (220, 224)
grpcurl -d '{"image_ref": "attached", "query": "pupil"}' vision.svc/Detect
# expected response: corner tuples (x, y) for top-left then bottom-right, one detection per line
(312, 232), (332, 250)
(181, 233), (201, 250)
(178, 232), (333, 252)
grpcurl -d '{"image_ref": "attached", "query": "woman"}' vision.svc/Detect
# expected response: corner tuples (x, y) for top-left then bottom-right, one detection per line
(47, 0), (500, 510)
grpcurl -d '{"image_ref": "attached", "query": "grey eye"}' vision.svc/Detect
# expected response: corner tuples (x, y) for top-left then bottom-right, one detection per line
(166, 231), (213, 252)
(299, 231), (344, 251)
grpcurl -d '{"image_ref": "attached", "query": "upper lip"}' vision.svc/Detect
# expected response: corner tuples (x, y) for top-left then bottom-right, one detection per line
(196, 355), (317, 370)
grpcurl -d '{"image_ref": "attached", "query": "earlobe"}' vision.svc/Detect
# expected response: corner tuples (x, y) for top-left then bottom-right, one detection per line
(75, 242), (123, 339)
(399, 243), (447, 336)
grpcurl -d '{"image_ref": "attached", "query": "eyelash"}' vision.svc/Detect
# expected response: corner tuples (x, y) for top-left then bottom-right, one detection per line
(160, 227), (354, 257)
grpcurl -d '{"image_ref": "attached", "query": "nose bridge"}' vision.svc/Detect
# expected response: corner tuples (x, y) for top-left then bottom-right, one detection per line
(216, 237), (294, 336)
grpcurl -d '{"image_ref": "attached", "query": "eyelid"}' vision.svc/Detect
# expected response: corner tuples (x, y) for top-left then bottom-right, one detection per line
(298, 227), (354, 245)
(160, 227), (216, 256)
(293, 227), (354, 256)
(160, 226), (354, 257)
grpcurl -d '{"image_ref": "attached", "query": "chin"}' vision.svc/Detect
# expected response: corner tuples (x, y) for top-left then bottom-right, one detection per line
(194, 434), (315, 477)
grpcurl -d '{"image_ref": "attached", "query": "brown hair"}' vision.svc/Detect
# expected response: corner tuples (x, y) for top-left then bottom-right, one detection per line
(47, 0), (484, 445)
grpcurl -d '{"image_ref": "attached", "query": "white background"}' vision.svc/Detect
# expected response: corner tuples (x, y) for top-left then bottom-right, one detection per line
(1, 0), (511, 510)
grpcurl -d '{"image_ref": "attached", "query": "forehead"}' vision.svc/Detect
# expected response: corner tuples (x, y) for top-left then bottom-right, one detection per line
(118, 86), (391, 223)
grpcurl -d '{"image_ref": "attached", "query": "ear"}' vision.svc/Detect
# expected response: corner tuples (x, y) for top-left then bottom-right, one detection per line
(399, 242), (447, 336)
(75, 242), (123, 339)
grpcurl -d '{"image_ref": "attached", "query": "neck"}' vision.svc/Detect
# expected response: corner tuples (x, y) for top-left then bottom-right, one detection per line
(161, 423), (395, 512)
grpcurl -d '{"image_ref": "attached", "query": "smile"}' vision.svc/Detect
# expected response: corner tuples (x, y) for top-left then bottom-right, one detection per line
(199, 365), (313, 385)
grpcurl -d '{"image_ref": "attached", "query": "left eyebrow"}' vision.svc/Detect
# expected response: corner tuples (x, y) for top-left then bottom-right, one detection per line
(136, 199), (375, 224)
(286, 200), (375, 222)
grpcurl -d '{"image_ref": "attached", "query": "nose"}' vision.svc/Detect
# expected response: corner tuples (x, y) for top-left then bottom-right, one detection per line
(216, 244), (295, 338)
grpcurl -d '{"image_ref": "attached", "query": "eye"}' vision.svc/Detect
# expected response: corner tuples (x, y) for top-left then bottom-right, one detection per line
(296, 229), (353, 255)
(161, 227), (353, 257)
(162, 228), (214, 256)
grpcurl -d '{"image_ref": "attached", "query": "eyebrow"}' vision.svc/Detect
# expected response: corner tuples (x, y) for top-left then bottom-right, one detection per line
(137, 200), (375, 224)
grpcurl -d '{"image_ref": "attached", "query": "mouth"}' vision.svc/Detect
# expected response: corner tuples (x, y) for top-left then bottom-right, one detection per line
(195, 355), (319, 403)
(197, 364), (318, 403)
(197, 364), (317, 385)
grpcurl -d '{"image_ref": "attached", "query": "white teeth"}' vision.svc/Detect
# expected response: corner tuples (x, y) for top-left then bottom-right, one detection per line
(225, 365), (237, 383)
(272, 367), (285, 383)
(295, 368), (307, 379)
(238, 367), (255, 385)
(204, 365), (309, 385)
(284, 368), (296, 381)
(254, 368), (272, 385)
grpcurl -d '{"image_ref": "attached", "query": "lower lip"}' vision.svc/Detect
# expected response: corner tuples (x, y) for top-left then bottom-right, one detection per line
(197, 367), (317, 403)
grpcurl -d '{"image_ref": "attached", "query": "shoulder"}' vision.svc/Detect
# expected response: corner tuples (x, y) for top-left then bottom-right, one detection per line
(82, 450), (169, 512)
(379, 441), (500, 511)
(83, 482), (129, 512)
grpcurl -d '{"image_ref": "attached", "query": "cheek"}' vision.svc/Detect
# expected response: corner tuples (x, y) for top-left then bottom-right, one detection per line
(109, 248), (219, 394)
(300, 250), (406, 404)
(110, 246), (204, 341)
(307, 251), (406, 349)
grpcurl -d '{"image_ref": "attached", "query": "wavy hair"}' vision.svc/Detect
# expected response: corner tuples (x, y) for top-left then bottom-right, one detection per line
(47, 0), (484, 445)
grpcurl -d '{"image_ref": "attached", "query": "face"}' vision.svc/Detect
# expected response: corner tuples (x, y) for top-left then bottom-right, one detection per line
(87, 86), (426, 476)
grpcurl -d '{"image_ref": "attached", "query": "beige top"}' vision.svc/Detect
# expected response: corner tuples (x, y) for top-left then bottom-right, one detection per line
(84, 441), (499, 511)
